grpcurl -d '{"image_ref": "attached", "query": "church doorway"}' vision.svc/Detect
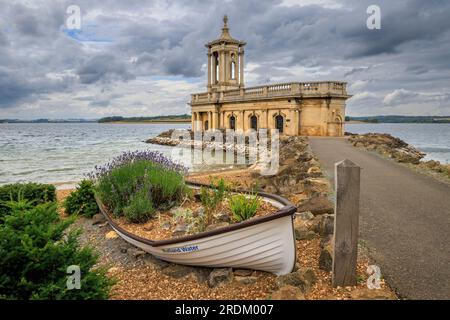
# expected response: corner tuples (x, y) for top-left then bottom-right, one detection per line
(275, 115), (284, 133)
(250, 115), (258, 130)
(229, 116), (236, 130)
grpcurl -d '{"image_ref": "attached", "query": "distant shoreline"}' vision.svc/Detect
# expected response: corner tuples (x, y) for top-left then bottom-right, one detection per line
(104, 120), (191, 124)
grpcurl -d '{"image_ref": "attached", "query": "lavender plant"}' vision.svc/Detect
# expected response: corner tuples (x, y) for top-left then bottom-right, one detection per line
(87, 150), (188, 180)
(92, 151), (188, 223)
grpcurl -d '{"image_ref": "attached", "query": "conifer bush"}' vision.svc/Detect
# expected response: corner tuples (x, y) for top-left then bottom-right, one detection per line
(0, 202), (114, 300)
(64, 180), (98, 217)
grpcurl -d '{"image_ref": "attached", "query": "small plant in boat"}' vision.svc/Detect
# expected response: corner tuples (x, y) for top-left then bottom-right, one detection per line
(228, 193), (261, 222)
(172, 207), (206, 234)
(199, 178), (229, 226)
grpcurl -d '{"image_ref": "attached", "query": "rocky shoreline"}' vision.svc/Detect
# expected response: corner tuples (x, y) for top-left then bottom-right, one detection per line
(56, 132), (397, 300)
(347, 133), (450, 180)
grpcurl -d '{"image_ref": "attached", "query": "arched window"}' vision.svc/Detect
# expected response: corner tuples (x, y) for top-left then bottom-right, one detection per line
(231, 61), (236, 79)
(250, 115), (258, 130)
(275, 115), (284, 133)
(213, 52), (219, 83)
(229, 116), (236, 130)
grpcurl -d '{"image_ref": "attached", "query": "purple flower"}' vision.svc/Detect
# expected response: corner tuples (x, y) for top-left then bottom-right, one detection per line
(88, 150), (188, 180)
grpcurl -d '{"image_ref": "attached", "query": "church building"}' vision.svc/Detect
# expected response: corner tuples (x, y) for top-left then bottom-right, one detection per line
(190, 16), (351, 136)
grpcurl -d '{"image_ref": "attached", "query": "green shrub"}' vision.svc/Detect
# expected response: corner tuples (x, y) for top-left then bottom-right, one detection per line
(199, 178), (228, 225)
(0, 202), (114, 300)
(95, 160), (186, 222)
(0, 183), (56, 218)
(228, 193), (261, 222)
(123, 186), (155, 223)
(64, 180), (99, 217)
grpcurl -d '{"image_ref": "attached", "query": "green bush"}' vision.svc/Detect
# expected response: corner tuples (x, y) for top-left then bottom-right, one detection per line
(64, 180), (98, 217)
(0, 202), (114, 300)
(0, 183), (56, 218)
(95, 160), (186, 222)
(228, 193), (261, 222)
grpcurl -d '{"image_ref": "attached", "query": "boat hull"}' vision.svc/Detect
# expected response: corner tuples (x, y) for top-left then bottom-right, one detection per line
(97, 182), (297, 275)
(109, 214), (296, 275)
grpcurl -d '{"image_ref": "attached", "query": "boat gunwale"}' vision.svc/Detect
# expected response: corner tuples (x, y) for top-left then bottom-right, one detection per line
(95, 180), (297, 247)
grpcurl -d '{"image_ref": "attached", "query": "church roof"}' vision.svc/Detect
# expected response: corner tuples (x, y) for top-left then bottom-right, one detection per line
(206, 15), (246, 47)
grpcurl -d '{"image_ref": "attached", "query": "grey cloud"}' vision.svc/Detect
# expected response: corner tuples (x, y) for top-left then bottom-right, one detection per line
(1, 0), (450, 118)
(76, 54), (135, 84)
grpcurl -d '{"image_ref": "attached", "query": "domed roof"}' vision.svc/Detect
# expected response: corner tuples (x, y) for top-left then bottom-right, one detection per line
(206, 15), (246, 47)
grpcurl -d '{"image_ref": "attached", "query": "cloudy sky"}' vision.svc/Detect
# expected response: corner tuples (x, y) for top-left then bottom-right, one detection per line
(1, 0), (450, 119)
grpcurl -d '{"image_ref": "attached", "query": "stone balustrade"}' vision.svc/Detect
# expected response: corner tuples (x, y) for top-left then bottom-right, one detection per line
(191, 81), (348, 105)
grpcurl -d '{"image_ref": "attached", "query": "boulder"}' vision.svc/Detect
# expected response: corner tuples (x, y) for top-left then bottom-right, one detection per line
(307, 166), (322, 175)
(314, 214), (335, 236)
(350, 288), (396, 300)
(162, 264), (209, 282)
(295, 211), (314, 221)
(233, 269), (254, 277)
(208, 268), (234, 288)
(270, 285), (306, 300)
(319, 244), (333, 272)
(276, 268), (316, 293)
(92, 213), (106, 225)
(119, 244), (131, 253)
(297, 195), (334, 216)
(127, 247), (146, 259)
(294, 224), (316, 241)
(160, 220), (171, 230)
(143, 254), (170, 270)
(172, 223), (188, 237)
(214, 211), (231, 223)
(105, 230), (118, 239)
(235, 276), (257, 285)
(205, 222), (230, 232)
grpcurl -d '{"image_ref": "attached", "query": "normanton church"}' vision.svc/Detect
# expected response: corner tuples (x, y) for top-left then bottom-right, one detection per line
(190, 16), (351, 136)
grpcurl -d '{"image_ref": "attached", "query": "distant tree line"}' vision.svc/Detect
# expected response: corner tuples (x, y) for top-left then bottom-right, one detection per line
(97, 114), (191, 123)
(346, 116), (450, 123)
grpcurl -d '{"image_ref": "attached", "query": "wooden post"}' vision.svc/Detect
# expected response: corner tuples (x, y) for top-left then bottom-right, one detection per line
(332, 159), (361, 287)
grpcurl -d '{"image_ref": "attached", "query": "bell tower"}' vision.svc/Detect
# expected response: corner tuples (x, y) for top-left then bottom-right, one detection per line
(206, 15), (246, 92)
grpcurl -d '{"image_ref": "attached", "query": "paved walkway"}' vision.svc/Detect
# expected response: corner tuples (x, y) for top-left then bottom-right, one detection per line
(309, 137), (450, 300)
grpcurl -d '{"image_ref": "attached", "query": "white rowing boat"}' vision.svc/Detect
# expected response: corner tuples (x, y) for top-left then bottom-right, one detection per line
(96, 182), (297, 275)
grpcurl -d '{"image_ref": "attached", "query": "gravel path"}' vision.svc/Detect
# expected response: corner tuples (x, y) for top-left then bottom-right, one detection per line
(309, 137), (450, 299)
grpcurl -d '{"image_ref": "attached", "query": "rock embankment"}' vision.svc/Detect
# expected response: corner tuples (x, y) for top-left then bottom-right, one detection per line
(347, 133), (450, 179)
(347, 133), (425, 164)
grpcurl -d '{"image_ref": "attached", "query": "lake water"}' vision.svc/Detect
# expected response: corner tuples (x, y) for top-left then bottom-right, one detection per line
(346, 123), (450, 164)
(1, 123), (449, 186)
(0, 123), (192, 187)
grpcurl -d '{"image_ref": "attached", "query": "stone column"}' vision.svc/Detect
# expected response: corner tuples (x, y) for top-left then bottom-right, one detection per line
(240, 111), (245, 131)
(212, 53), (217, 85)
(197, 112), (201, 131)
(213, 112), (219, 130)
(219, 51), (224, 84)
(261, 110), (268, 129)
(207, 51), (211, 90)
(239, 49), (244, 87)
(208, 111), (212, 131)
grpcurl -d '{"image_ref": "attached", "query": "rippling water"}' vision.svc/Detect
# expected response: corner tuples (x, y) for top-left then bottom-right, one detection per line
(0, 123), (193, 186)
(1, 122), (449, 186)
(346, 123), (450, 164)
